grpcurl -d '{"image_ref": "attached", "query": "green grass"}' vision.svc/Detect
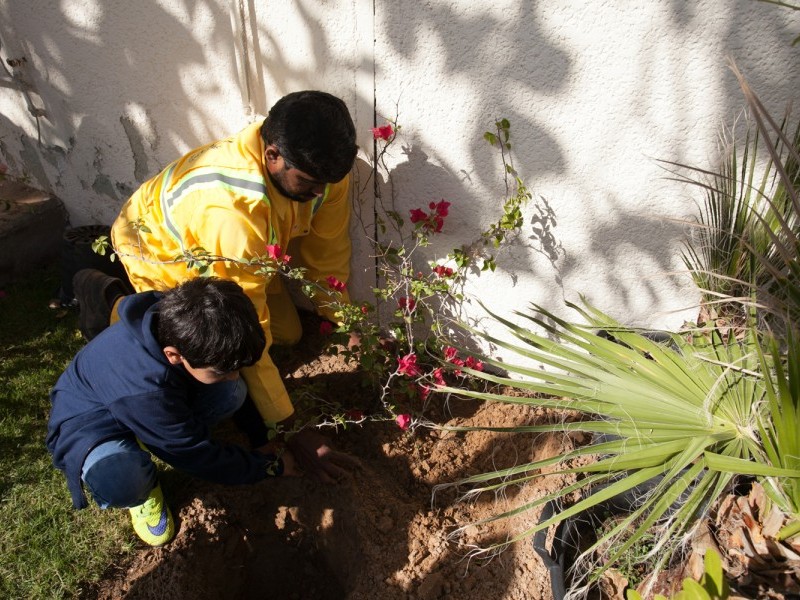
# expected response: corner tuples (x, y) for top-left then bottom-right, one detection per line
(0, 266), (134, 599)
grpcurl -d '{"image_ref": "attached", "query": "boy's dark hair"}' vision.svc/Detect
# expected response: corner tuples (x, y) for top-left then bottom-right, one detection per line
(157, 277), (266, 373)
(261, 90), (357, 183)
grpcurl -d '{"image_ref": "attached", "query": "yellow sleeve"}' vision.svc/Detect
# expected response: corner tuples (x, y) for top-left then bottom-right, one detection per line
(299, 177), (352, 323)
(193, 205), (294, 423)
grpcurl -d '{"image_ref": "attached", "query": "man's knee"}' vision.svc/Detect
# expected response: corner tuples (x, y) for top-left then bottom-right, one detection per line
(272, 324), (302, 346)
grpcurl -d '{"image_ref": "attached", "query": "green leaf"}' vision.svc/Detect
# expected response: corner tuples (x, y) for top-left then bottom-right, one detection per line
(701, 548), (728, 598)
(704, 452), (800, 477)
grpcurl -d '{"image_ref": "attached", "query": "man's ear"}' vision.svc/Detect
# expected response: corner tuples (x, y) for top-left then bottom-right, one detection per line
(163, 346), (183, 365)
(264, 145), (282, 168)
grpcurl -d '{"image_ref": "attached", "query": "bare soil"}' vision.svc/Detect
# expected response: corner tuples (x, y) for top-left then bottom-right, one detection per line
(89, 314), (571, 600)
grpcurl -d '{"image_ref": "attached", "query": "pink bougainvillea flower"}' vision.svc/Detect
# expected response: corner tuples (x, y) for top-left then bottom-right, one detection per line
(451, 357), (465, 376)
(265, 244), (282, 260)
(443, 346), (458, 362)
(409, 208), (427, 223)
(410, 202), (450, 234)
(398, 296), (416, 313)
(345, 409), (365, 421)
(371, 124), (394, 141)
(319, 320), (334, 335)
(432, 367), (446, 387)
(396, 413), (412, 430)
(433, 265), (454, 278)
(465, 356), (484, 372)
(265, 244), (290, 263)
(433, 199), (450, 217)
(397, 353), (422, 377)
(417, 384), (431, 401)
(326, 275), (346, 292)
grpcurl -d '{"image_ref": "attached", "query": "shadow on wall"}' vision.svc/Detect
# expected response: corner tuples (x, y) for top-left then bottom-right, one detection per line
(370, 0), (797, 319)
(0, 0), (796, 315)
(0, 0), (235, 224)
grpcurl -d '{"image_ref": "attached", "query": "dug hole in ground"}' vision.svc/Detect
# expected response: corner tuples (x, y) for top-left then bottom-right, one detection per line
(90, 312), (574, 600)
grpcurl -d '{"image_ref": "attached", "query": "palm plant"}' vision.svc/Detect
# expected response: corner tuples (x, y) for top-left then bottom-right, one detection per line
(434, 63), (800, 596)
(667, 96), (800, 328)
(731, 61), (800, 328)
(436, 302), (800, 595)
(756, 327), (800, 539)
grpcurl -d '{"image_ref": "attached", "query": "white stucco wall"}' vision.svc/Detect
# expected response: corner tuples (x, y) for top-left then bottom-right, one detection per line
(0, 0), (798, 332)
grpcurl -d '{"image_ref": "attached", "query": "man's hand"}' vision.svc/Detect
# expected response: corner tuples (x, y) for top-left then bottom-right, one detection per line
(286, 429), (362, 483)
(255, 441), (301, 477)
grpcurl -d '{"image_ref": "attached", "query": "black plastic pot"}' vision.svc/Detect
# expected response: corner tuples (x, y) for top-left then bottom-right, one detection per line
(532, 475), (690, 599)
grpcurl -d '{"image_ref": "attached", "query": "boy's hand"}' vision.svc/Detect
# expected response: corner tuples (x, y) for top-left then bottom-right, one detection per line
(286, 429), (362, 484)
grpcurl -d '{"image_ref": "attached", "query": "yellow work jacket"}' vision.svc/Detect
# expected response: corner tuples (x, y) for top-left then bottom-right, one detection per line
(111, 121), (351, 423)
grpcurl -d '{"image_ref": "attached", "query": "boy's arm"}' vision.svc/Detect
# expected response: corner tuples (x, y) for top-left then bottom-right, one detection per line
(111, 390), (284, 483)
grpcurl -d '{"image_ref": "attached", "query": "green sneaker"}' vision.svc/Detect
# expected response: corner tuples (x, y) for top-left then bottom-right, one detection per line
(128, 484), (175, 546)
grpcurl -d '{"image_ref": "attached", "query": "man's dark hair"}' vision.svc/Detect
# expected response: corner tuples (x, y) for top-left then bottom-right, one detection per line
(157, 277), (266, 373)
(261, 90), (357, 183)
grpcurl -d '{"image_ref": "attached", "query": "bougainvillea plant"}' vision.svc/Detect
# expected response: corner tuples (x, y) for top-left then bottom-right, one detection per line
(310, 116), (532, 432)
(97, 116), (531, 435)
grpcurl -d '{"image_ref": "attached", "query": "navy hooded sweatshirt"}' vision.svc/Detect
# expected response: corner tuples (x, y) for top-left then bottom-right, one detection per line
(46, 291), (275, 509)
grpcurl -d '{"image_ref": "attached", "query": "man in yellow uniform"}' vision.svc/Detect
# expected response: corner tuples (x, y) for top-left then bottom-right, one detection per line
(107, 90), (358, 479)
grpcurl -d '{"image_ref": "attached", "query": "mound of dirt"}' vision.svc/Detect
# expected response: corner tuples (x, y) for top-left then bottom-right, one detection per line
(90, 315), (571, 600)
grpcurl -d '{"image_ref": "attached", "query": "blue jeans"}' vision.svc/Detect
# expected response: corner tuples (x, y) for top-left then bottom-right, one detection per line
(81, 378), (247, 509)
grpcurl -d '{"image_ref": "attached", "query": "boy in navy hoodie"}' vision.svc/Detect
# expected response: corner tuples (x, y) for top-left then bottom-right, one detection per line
(46, 277), (295, 546)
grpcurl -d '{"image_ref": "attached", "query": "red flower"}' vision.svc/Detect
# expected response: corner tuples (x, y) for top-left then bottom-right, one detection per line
(417, 384), (431, 401)
(433, 199), (450, 217)
(432, 367), (445, 387)
(410, 201), (451, 234)
(433, 265), (454, 278)
(266, 244), (290, 264)
(451, 357), (465, 376)
(398, 296), (416, 313)
(326, 275), (346, 292)
(465, 356), (484, 372)
(361, 305), (369, 314)
(371, 124), (394, 141)
(397, 353), (422, 377)
(396, 413), (412, 430)
(319, 321), (334, 335)
(409, 208), (427, 223)
(443, 346), (458, 361)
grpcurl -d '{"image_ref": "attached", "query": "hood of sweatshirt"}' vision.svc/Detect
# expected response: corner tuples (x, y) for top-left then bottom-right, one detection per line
(115, 290), (168, 367)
